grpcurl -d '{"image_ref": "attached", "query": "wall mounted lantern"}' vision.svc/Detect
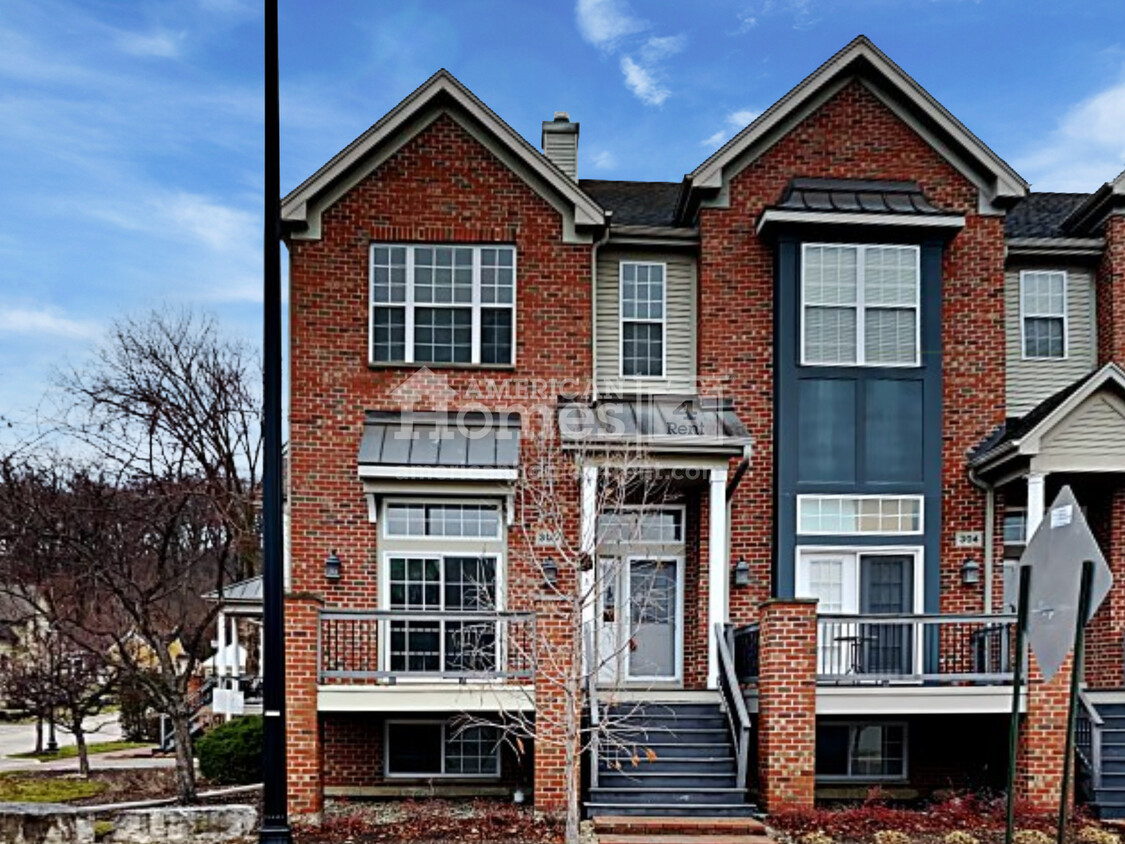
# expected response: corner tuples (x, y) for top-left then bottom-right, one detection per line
(733, 558), (751, 589)
(961, 557), (981, 586)
(542, 558), (559, 587)
(325, 550), (342, 581)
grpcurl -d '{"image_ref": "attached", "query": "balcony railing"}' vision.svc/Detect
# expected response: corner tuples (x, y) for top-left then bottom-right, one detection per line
(731, 613), (1019, 686)
(816, 613), (1018, 684)
(318, 609), (536, 684)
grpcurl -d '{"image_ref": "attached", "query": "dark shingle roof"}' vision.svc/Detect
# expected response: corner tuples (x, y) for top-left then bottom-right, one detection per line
(776, 178), (949, 215)
(1005, 192), (1090, 238)
(578, 180), (684, 227)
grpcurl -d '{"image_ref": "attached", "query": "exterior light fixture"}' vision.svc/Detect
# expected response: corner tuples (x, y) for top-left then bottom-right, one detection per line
(733, 558), (751, 589)
(961, 557), (981, 586)
(325, 550), (342, 581)
(542, 558), (559, 587)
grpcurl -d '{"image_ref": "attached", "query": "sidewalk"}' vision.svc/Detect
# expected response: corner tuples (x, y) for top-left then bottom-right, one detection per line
(0, 716), (171, 773)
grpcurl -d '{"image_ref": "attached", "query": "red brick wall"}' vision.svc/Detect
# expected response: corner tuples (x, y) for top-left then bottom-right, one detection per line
(284, 112), (593, 816)
(1017, 655), (1075, 811)
(757, 599), (818, 811)
(1097, 216), (1125, 365)
(1086, 482), (1125, 688)
(703, 80), (1005, 622)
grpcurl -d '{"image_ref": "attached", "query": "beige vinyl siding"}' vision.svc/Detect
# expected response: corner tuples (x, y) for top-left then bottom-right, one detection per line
(1041, 394), (1125, 461)
(1005, 264), (1096, 417)
(596, 249), (697, 395)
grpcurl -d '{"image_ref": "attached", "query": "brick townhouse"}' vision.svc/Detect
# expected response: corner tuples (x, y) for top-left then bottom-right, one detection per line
(279, 36), (1125, 820)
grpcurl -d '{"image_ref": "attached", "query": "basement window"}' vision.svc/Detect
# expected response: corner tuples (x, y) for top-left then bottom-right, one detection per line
(385, 720), (502, 778)
(816, 722), (907, 781)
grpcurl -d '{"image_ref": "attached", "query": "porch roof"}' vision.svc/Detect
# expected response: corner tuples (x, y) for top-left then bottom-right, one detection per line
(203, 575), (262, 605)
(357, 410), (520, 479)
(557, 397), (752, 456)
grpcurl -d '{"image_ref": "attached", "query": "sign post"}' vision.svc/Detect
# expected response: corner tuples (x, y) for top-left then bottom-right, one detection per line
(1004, 565), (1031, 844)
(1006, 485), (1111, 844)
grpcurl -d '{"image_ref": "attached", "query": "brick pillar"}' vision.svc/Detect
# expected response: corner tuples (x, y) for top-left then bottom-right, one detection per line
(285, 595), (324, 818)
(757, 598), (818, 812)
(1016, 654), (1074, 811)
(1087, 484), (1125, 688)
(532, 594), (573, 816)
(1097, 215), (1125, 365)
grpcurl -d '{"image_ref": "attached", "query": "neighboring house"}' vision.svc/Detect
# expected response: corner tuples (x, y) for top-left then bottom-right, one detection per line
(281, 36), (1125, 819)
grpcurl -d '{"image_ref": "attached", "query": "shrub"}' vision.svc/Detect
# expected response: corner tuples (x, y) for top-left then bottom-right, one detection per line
(874, 831), (911, 844)
(1078, 828), (1121, 844)
(800, 832), (834, 844)
(1013, 831), (1052, 844)
(196, 715), (263, 785)
(943, 832), (979, 844)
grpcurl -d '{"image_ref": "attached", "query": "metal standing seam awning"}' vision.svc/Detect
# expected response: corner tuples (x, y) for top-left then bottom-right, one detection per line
(557, 396), (752, 457)
(357, 410), (521, 481)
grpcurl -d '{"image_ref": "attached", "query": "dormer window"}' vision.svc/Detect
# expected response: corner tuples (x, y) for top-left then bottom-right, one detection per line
(370, 245), (516, 366)
(801, 243), (920, 367)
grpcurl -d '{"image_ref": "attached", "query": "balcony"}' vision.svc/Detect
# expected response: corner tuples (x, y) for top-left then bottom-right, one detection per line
(317, 609), (536, 685)
(733, 612), (1019, 686)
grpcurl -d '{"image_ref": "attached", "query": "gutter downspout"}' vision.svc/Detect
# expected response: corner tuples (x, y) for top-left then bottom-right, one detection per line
(726, 445), (752, 502)
(590, 212), (612, 402)
(968, 466), (996, 614)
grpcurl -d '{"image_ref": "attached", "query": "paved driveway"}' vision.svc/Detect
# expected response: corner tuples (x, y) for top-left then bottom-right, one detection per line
(0, 715), (170, 772)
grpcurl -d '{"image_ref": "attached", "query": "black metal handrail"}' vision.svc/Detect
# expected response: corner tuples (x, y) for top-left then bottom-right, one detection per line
(1076, 690), (1103, 792)
(715, 623), (751, 791)
(317, 609), (536, 683)
(584, 622), (600, 790)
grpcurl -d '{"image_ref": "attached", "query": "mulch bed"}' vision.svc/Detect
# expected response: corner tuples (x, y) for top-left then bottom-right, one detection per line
(292, 799), (564, 844)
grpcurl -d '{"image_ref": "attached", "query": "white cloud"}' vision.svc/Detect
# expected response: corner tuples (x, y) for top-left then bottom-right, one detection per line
(640, 34), (686, 64)
(732, 9), (757, 34)
(1015, 77), (1125, 191)
(700, 130), (727, 149)
(574, 0), (647, 50)
(701, 108), (761, 148)
(0, 306), (100, 339)
(115, 29), (184, 58)
(592, 150), (617, 170)
(620, 56), (670, 106)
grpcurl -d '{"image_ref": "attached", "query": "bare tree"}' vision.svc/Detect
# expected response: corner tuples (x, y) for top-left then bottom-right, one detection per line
(455, 430), (686, 844)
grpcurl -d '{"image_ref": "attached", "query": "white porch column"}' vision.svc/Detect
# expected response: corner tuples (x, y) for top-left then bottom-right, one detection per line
(257, 620), (264, 681)
(215, 609), (227, 685)
(230, 616), (240, 680)
(1027, 471), (1047, 541)
(580, 465), (598, 556)
(707, 467), (729, 689)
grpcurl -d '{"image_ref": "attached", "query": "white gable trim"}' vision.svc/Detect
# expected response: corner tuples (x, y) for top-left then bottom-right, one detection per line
(688, 36), (1027, 209)
(282, 70), (605, 243)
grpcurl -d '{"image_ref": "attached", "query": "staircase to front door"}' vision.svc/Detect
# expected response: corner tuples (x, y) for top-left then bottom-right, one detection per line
(586, 699), (759, 818)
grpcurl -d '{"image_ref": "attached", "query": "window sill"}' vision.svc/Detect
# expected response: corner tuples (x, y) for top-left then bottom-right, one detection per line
(368, 362), (516, 372)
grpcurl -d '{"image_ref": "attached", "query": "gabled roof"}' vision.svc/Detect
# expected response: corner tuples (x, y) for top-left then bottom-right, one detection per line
(282, 69), (605, 241)
(204, 575), (263, 604)
(579, 180), (684, 227)
(971, 363), (1125, 469)
(684, 36), (1027, 217)
(1005, 193), (1091, 238)
(1060, 166), (1125, 236)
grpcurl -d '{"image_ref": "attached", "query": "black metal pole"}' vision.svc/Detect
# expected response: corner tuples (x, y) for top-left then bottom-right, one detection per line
(1057, 560), (1095, 844)
(259, 0), (291, 840)
(1005, 565), (1031, 844)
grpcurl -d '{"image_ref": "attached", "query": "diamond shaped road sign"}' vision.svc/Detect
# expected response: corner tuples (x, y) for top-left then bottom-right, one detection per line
(1020, 485), (1113, 683)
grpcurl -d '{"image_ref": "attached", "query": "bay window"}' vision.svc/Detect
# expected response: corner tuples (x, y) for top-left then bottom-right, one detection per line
(370, 245), (515, 365)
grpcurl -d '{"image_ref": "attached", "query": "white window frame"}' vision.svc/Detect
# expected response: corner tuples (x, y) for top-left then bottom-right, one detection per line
(816, 721), (909, 783)
(796, 495), (925, 536)
(382, 500), (505, 541)
(1019, 269), (1068, 360)
(383, 719), (502, 779)
(800, 243), (921, 368)
(619, 261), (667, 379)
(369, 244), (517, 366)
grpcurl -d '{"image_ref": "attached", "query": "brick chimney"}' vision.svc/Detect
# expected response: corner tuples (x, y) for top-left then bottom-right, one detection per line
(541, 111), (579, 180)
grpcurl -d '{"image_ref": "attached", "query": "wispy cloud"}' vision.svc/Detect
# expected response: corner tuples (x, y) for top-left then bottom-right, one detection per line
(1016, 75), (1125, 190)
(0, 306), (100, 339)
(591, 150), (617, 170)
(700, 108), (761, 149)
(731, 0), (820, 33)
(574, 0), (647, 50)
(640, 34), (686, 64)
(114, 29), (184, 58)
(620, 56), (670, 106)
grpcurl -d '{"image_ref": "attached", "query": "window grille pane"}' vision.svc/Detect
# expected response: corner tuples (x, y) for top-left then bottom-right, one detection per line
(804, 307), (857, 364)
(372, 247), (407, 303)
(445, 725), (500, 775)
(481, 309), (513, 364)
(622, 322), (664, 377)
(863, 247), (917, 306)
(622, 263), (664, 320)
(807, 558), (844, 612)
(481, 248), (515, 304)
(1003, 511), (1027, 544)
(804, 245), (858, 306)
(443, 557), (497, 610)
(1023, 271), (1065, 316)
(372, 307), (406, 362)
(414, 308), (472, 363)
(386, 504), (425, 536)
(864, 308), (916, 365)
(799, 497), (921, 535)
(1024, 316), (1064, 358)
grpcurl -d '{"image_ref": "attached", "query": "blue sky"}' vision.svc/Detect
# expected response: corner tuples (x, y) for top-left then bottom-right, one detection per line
(2, 0), (1124, 444)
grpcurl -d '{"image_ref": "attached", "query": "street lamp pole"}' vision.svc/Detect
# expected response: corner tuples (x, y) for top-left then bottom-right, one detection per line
(259, 0), (291, 841)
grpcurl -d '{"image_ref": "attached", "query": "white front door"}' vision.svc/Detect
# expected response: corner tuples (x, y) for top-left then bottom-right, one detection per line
(596, 556), (683, 685)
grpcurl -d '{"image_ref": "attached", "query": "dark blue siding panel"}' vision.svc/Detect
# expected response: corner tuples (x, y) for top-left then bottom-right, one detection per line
(864, 379), (924, 483)
(797, 379), (857, 484)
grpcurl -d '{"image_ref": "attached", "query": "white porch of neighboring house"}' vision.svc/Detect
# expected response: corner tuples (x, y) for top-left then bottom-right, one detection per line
(203, 575), (264, 717)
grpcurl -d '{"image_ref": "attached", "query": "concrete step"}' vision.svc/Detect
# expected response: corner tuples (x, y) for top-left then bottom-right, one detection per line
(593, 816), (767, 834)
(587, 804), (760, 818)
(598, 835), (772, 844)
(598, 772), (739, 789)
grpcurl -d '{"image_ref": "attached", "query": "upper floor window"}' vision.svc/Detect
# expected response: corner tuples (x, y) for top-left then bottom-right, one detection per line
(801, 244), (920, 367)
(384, 502), (502, 539)
(370, 245), (515, 366)
(1020, 270), (1067, 359)
(620, 262), (665, 378)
